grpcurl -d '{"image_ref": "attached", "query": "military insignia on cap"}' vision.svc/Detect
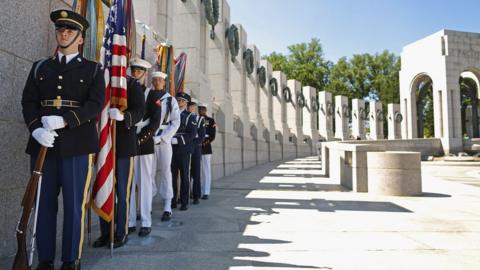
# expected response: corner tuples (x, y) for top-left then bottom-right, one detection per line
(61, 11), (68, 18)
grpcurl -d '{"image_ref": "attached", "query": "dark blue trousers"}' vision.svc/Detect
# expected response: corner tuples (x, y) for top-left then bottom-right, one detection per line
(190, 145), (202, 200)
(31, 154), (92, 262)
(171, 146), (191, 206)
(99, 157), (133, 239)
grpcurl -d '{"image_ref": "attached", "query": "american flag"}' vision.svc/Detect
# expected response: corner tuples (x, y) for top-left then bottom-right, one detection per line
(93, 0), (128, 222)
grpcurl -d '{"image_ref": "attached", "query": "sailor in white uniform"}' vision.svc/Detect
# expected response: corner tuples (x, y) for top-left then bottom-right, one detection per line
(151, 72), (180, 221)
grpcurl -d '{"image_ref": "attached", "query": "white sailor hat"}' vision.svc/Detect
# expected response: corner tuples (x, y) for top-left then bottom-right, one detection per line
(151, 71), (168, 79)
(198, 102), (208, 108)
(130, 58), (152, 70)
(188, 98), (199, 105)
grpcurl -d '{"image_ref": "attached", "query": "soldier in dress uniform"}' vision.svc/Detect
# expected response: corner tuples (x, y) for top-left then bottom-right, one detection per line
(92, 74), (145, 248)
(125, 58), (152, 233)
(187, 99), (205, 204)
(129, 68), (163, 237)
(151, 72), (180, 221)
(199, 103), (216, 200)
(21, 10), (104, 270)
(171, 92), (198, 211)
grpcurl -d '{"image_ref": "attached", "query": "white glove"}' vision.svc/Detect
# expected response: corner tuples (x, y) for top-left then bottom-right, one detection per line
(32, 128), (58, 148)
(41, 116), (66, 130)
(153, 136), (162, 145)
(171, 137), (178, 145)
(108, 108), (124, 121)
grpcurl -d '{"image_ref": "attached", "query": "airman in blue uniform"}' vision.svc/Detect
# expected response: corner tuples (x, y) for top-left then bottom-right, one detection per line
(171, 92), (197, 211)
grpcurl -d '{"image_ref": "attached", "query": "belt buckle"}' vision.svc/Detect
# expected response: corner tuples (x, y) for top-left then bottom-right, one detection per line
(53, 96), (62, 109)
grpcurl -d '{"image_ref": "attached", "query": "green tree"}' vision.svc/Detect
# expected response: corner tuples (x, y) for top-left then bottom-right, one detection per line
(264, 38), (330, 91)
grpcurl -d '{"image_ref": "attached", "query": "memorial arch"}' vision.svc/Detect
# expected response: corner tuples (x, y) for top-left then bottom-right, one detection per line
(400, 30), (480, 153)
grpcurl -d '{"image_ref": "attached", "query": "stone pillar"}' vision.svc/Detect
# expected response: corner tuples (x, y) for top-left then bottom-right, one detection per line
(351, 99), (366, 140)
(388, 104), (402, 140)
(303, 86), (319, 154)
(334, 95), (349, 140)
(246, 44), (268, 164)
(272, 71), (284, 159)
(465, 105), (473, 138)
(318, 91), (334, 141)
(229, 24), (256, 169)
(259, 59), (280, 161)
(207, 0), (235, 178)
(133, 0), (173, 64)
(173, 0), (211, 102)
(369, 101), (384, 140)
(287, 80), (303, 151)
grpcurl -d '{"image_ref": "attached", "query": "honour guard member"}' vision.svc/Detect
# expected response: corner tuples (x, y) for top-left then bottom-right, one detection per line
(126, 58), (152, 232)
(129, 67), (163, 237)
(171, 92), (198, 211)
(187, 99), (205, 204)
(21, 10), (104, 270)
(92, 75), (145, 249)
(199, 103), (216, 200)
(151, 72), (180, 221)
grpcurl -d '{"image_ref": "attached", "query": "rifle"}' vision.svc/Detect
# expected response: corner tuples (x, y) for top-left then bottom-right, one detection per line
(12, 146), (48, 270)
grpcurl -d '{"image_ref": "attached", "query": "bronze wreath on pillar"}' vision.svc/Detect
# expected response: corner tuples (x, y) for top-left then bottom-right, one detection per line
(394, 111), (403, 123)
(283, 86), (292, 102)
(257, 66), (266, 88)
(243, 49), (254, 75)
(225, 24), (240, 62)
(311, 98), (320, 112)
(296, 93), (306, 108)
(203, 0), (220, 39)
(270, 77), (278, 96)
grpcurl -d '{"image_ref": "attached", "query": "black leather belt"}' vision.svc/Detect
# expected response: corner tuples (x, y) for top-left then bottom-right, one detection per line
(41, 98), (80, 109)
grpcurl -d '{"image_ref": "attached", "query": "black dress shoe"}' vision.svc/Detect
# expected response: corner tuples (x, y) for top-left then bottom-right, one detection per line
(128, 226), (136, 233)
(60, 260), (80, 270)
(36, 261), (54, 270)
(113, 235), (128, 249)
(92, 235), (108, 248)
(201, 195), (209, 200)
(180, 204), (188, 211)
(138, 227), (151, 237)
(193, 198), (200, 205)
(161, 211), (172, 221)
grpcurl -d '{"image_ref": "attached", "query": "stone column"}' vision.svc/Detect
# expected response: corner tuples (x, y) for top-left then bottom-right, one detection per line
(272, 71), (284, 159)
(334, 95), (349, 140)
(303, 86), (318, 154)
(229, 24), (256, 169)
(369, 101), (384, 140)
(259, 59), (279, 161)
(287, 79), (303, 150)
(351, 99), (366, 140)
(173, 0), (211, 102)
(207, 0), (236, 178)
(318, 91), (334, 141)
(388, 103), (402, 139)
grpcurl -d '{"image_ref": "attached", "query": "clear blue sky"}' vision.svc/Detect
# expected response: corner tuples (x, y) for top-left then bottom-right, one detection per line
(228, 0), (479, 62)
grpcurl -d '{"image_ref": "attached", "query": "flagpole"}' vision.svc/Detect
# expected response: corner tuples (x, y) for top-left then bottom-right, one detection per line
(110, 119), (117, 257)
(170, 46), (176, 96)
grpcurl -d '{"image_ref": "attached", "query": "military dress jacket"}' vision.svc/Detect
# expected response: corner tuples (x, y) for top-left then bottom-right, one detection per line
(22, 54), (105, 158)
(190, 114), (205, 154)
(201, 115), (216, 155)
(115, 76), (145, 158)
(172, 110), (198, 150)
(136, 86), (162, 155)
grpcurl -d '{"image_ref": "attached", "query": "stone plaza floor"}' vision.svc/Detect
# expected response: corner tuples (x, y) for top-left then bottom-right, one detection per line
(2, 156), (480, 269)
